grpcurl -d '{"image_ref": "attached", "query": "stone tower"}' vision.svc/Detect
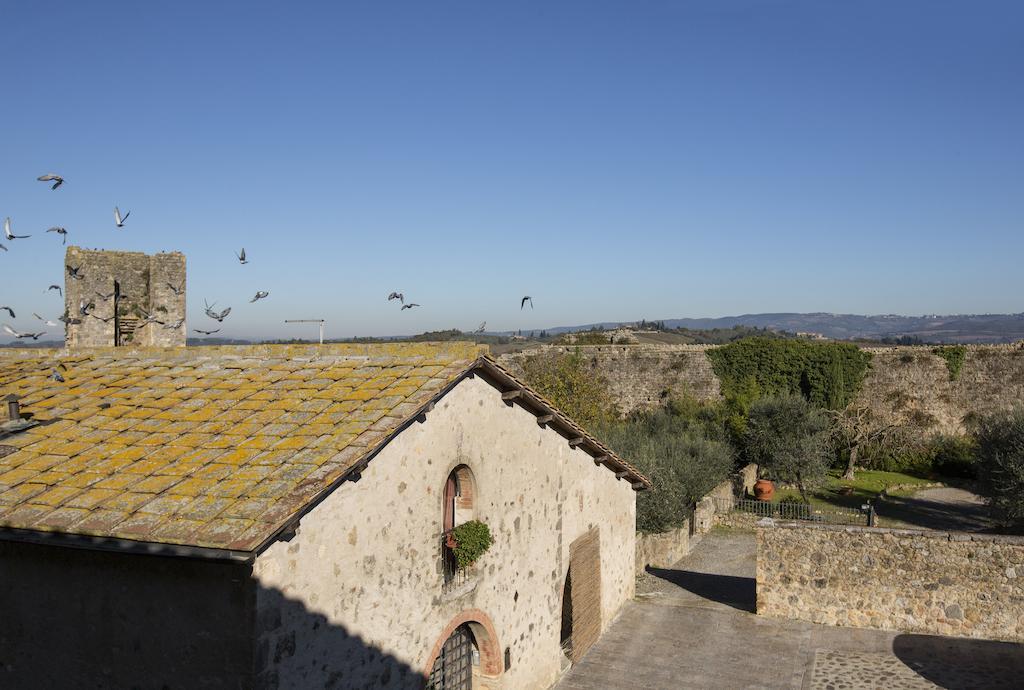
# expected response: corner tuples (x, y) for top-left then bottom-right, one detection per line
(64, 247), (186, 348)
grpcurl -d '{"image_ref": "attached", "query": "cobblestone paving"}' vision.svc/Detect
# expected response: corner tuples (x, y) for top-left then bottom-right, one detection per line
(809, 647), (1024, 690)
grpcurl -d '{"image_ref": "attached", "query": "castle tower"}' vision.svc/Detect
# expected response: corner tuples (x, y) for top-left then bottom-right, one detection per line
(64, 247), (186, 348)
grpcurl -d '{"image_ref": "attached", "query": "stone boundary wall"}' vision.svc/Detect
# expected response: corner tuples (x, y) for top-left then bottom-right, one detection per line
(757, 521), (1024, 642)
(635, 464), (757, 574)
(497, 343), (1024, 435)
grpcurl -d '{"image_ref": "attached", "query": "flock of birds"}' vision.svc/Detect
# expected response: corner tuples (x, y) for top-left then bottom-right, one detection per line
(3, 172), (539, 350)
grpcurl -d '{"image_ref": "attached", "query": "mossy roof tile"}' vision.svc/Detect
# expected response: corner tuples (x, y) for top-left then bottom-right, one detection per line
(0, 342), (647, 554)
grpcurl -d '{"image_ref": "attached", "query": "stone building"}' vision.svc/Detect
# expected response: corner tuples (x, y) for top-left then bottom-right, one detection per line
(64, 246), (186, 347)
(0, 342), (648, 688)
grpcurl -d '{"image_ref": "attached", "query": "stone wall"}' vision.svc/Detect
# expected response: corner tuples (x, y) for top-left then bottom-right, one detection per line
(757, 522), (1024, 642)
(635, 464), (757, 574)
(252, 375), (637, 690)
(0, 539), (253, 687)
(498, 343), (1024, 435)
(64, 246), (186, 348)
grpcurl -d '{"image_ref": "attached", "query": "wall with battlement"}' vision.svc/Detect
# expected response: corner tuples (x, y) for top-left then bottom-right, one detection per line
(64, 247), (186, 348)
(498, 343), (1024, 435)
(757, 521), (1024, 642)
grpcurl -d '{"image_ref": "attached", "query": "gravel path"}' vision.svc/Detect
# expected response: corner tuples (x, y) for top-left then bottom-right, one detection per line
(877, 486), (994, 532)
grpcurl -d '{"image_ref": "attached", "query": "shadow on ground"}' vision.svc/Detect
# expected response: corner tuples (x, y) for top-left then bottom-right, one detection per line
(893, 633), (1024, 689)
(645, 566), (756, 612)
(877, 492), (994, 532)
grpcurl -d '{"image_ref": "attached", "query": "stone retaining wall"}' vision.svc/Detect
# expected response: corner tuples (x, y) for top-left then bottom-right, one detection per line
(757, 521), (1024, 642)
(635, 464), (757, 574)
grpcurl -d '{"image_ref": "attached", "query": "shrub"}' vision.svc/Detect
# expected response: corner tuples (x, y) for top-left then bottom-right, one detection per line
(518, 349), (618, 428)
(707, 337), (872, 410)
(933, 345), (967, 381)
(974, 408), (1024, 530)
(598, 409), (734, 533)
(929, 434), (977, 478)
(744, 395), (832, 499)
(450, 520), (494, 568)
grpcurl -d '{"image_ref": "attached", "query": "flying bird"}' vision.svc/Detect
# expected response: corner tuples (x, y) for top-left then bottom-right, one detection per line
(162, 319), (184, 330)
(78, 299), (95, 317)
(387, 292), (404, 304)
(4, 218), (29, 241)
(474, 322), (486, 334)
(90, 313), (115, 324)
(50, 368), (65, 383)
(33, 313), (58, 327)
(47, 285), (63, 296)
(521, 296), (533, 310)
(401, 303), (421, 310)
(58, 312), (82, 325)
(95, 290), (116, 301)
(0, 243), (6, 252)
(3, 324), (46, 340)
(37, 173), (64, 190)
(66, 265), (84, 280)
(46, 227), (68, 244)
(194, 328), (220, 335)
(250, 291), (269, 303)
(204, 300), (232, 322)
(0, 306), (14, 319)
(114, 206), (130, 228)
(167, 282), (184, 296)
(236, 248), (248, 264)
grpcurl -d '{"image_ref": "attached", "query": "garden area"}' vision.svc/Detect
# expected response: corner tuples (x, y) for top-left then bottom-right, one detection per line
(518, 338), (1024, 535)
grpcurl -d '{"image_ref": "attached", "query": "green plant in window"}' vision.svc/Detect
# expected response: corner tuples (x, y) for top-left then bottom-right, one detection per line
(449, 520), (494, 568)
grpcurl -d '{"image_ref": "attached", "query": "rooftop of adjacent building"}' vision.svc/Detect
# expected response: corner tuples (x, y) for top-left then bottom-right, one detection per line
(0, 342), (648, 560)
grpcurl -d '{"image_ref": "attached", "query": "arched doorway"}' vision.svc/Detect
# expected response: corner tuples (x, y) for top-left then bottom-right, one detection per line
(424, 610), (502, 689)
(427, 624), (475, 690)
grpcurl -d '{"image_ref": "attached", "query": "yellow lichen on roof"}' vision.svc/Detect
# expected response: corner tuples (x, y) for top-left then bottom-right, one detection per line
(0, 343), (485, 552)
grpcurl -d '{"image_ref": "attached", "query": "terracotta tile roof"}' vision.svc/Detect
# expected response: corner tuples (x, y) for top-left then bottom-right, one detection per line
(0, 343), (649, 557)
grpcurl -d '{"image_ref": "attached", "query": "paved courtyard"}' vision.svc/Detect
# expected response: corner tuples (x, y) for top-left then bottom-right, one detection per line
(557, 530), (1024, 689)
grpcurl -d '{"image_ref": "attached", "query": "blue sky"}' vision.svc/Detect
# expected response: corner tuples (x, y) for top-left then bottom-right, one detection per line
(1, 1), (1021, 340)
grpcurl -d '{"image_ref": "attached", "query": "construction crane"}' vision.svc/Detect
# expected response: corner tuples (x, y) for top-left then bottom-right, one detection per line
(284, 319), (326, 344)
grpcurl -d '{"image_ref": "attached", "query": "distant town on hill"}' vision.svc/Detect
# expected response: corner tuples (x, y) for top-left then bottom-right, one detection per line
(5, 312), (1024, 349)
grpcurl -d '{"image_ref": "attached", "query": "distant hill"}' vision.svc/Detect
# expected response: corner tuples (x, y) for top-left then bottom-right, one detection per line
(528, 313), (1024, 344)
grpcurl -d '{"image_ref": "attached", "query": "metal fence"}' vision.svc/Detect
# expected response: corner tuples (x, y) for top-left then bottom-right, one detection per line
(440, 530), (469, 593)
(715, 496), (872, 526)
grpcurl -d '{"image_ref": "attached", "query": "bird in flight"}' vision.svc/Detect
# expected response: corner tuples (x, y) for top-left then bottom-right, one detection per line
(34, 313), (59, 327)
(50, 368), (65, 383)
(3, 324), (46, 340)
(204, 300), (232, 322)
(387, 292), (404, 304)
(521, 296), (534, 310)
(114, 206), (130, 228)
(47, 285), (63, 296)
(401, 303), (421, 310)
(95, 290), (116, 301)
(250, 291), (269, 303)
(0, 243), (7, 252)
(194, 328), (221, 335)
(0, 306), (15, 319)
(46, 227), (68, 244)
(167, 282), (184, 296)
(4, 218), (29, 240)
(90, 313), (115, 324)
(66, 265), (84, 280)
(78, 299), (96, 317)
(37, 173), (64, 190)
(58, 311), (82, 325)
(474, 322), (486, 334)
(236, 248), (248, 264)
(162, 318), (185, 330)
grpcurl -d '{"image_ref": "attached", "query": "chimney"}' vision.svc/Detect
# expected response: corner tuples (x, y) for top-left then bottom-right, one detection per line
(4, 394), (20, 422)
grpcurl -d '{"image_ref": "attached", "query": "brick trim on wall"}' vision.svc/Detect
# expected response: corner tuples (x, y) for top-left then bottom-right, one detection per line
(423, 608), (503, 680)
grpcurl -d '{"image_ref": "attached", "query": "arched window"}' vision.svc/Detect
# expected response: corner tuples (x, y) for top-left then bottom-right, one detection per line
(442, 465), (477, 589)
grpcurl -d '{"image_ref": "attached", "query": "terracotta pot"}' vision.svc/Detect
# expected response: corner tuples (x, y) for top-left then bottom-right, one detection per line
(753, 479), (775, 501)
(445, 534), (458, 550)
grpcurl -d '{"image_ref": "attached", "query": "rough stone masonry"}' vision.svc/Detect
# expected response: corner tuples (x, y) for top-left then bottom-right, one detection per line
(64, 246), (186, 347)
(756, 521), (1024, 642)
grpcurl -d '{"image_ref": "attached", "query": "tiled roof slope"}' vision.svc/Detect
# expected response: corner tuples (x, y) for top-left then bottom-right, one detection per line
(0, 343), (648, 557)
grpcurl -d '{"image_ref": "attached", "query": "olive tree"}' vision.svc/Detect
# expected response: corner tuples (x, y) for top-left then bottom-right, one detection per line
(974, 407), (1024, 530)
(744, 394), (832, 501)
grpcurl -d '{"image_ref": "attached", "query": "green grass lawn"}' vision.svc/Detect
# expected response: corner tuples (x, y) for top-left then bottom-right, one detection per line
(770, 469), (938, 512)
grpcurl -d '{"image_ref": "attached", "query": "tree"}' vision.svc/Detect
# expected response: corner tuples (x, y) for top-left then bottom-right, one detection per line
(518, 350), (618, 429)
(744, 395), (832, 500)
(828, 403), (908, 480)
(974, 407), (1024, 530)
